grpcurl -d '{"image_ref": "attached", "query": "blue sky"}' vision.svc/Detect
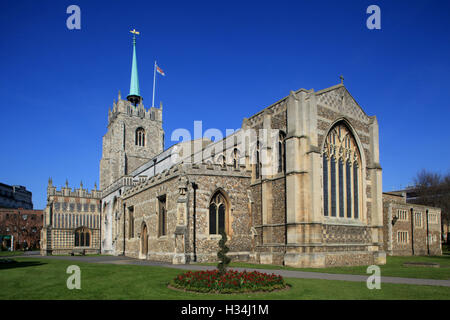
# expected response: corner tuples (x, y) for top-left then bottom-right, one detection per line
(0, 0), (449, 209)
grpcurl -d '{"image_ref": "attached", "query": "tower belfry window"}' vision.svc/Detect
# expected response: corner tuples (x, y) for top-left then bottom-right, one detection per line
(135, 128), (145, 146)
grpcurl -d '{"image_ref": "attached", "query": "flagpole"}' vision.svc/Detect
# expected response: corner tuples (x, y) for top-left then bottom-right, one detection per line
(152, 60), (156, 108)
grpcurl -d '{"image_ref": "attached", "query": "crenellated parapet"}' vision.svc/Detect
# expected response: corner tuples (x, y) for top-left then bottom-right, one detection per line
(46, 178), (101, 199)
(122, 165), (181, 198)
(122, 162), (251, 199)
(101, 175), (136, 198)
(107, 92), (162, 127)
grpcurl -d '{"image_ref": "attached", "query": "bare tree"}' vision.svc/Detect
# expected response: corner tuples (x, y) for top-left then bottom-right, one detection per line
(413, 169), (441, 189)
(7, 213), (32, 250)
(412, 169), (450, 243)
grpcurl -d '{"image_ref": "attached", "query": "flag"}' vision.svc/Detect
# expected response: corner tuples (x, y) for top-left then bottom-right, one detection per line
(156, 64), (165, 76)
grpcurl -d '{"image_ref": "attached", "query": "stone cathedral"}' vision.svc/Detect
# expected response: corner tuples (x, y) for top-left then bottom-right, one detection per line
(40, 34), (397, 267)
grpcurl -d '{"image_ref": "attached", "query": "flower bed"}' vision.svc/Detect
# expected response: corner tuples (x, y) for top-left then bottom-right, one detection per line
(169, 269), (287, 294)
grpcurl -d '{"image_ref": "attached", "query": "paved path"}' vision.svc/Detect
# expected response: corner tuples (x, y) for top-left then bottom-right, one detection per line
(11, 254), (450, 287)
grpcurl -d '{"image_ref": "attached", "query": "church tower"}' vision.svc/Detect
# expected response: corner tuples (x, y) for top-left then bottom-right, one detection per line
(99, 31), (164, 190)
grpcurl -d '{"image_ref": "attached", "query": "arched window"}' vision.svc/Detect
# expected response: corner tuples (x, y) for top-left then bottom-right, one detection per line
(232, 148), (240, 169)
(217, 155), (226, 167)
(255, 141), (261, 179)
(141, 223), (148, 255)
(135, 127), (145, 146)
(113, 197), (119, 240)
(322, 122), (362, 219)
(128, 206), (134, 239)
(209, 191), (227, 235)
(158, 195), (167, 237)
(74, 227), (91, 247)
(278, 131), (286, 173)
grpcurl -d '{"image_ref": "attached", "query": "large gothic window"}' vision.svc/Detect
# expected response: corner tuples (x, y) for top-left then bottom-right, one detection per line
(74, 227), (91, 247)
(209, 192), (227, 235)
(135, 127), (145, 147)
(322, 123), (361, 219)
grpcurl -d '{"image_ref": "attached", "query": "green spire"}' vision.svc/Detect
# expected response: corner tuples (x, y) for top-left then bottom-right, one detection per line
(127, 32), (142, 105)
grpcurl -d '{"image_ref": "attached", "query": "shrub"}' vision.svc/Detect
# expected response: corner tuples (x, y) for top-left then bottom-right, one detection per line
(170, 269), (287, 293)
(217, 231), (231, 276)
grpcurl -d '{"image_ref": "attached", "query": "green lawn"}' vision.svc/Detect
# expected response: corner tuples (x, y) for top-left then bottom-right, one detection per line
(0, 251), (28, 257)
(443, 244), (450, 254)
(199, 255), (450, 280)
(0, 258), (449, 300)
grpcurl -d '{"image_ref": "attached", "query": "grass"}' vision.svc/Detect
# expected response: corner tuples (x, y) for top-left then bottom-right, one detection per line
(50, 254), (108, 257)
(198, 255), (450, 280)
(0, 251), (28, 257)
(0, 257), (449, 300)
(443, 244), (450, 254)
(0, 251), (106, 257)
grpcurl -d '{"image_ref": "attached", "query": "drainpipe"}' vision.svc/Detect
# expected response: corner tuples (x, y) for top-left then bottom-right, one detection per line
(410, 208), (415, 255)
(260, 166), (264, 247)
(123, 203), (126, 255)
(284, 111), (288, 264)
(192, 182), (198, 262)
(99, 201), (102, 254)
(283, 150), (287, 263)
(426, 209), (430, 255)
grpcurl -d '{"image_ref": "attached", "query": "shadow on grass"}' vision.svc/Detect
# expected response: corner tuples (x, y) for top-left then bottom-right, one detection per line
(0, 260), (46, 270)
